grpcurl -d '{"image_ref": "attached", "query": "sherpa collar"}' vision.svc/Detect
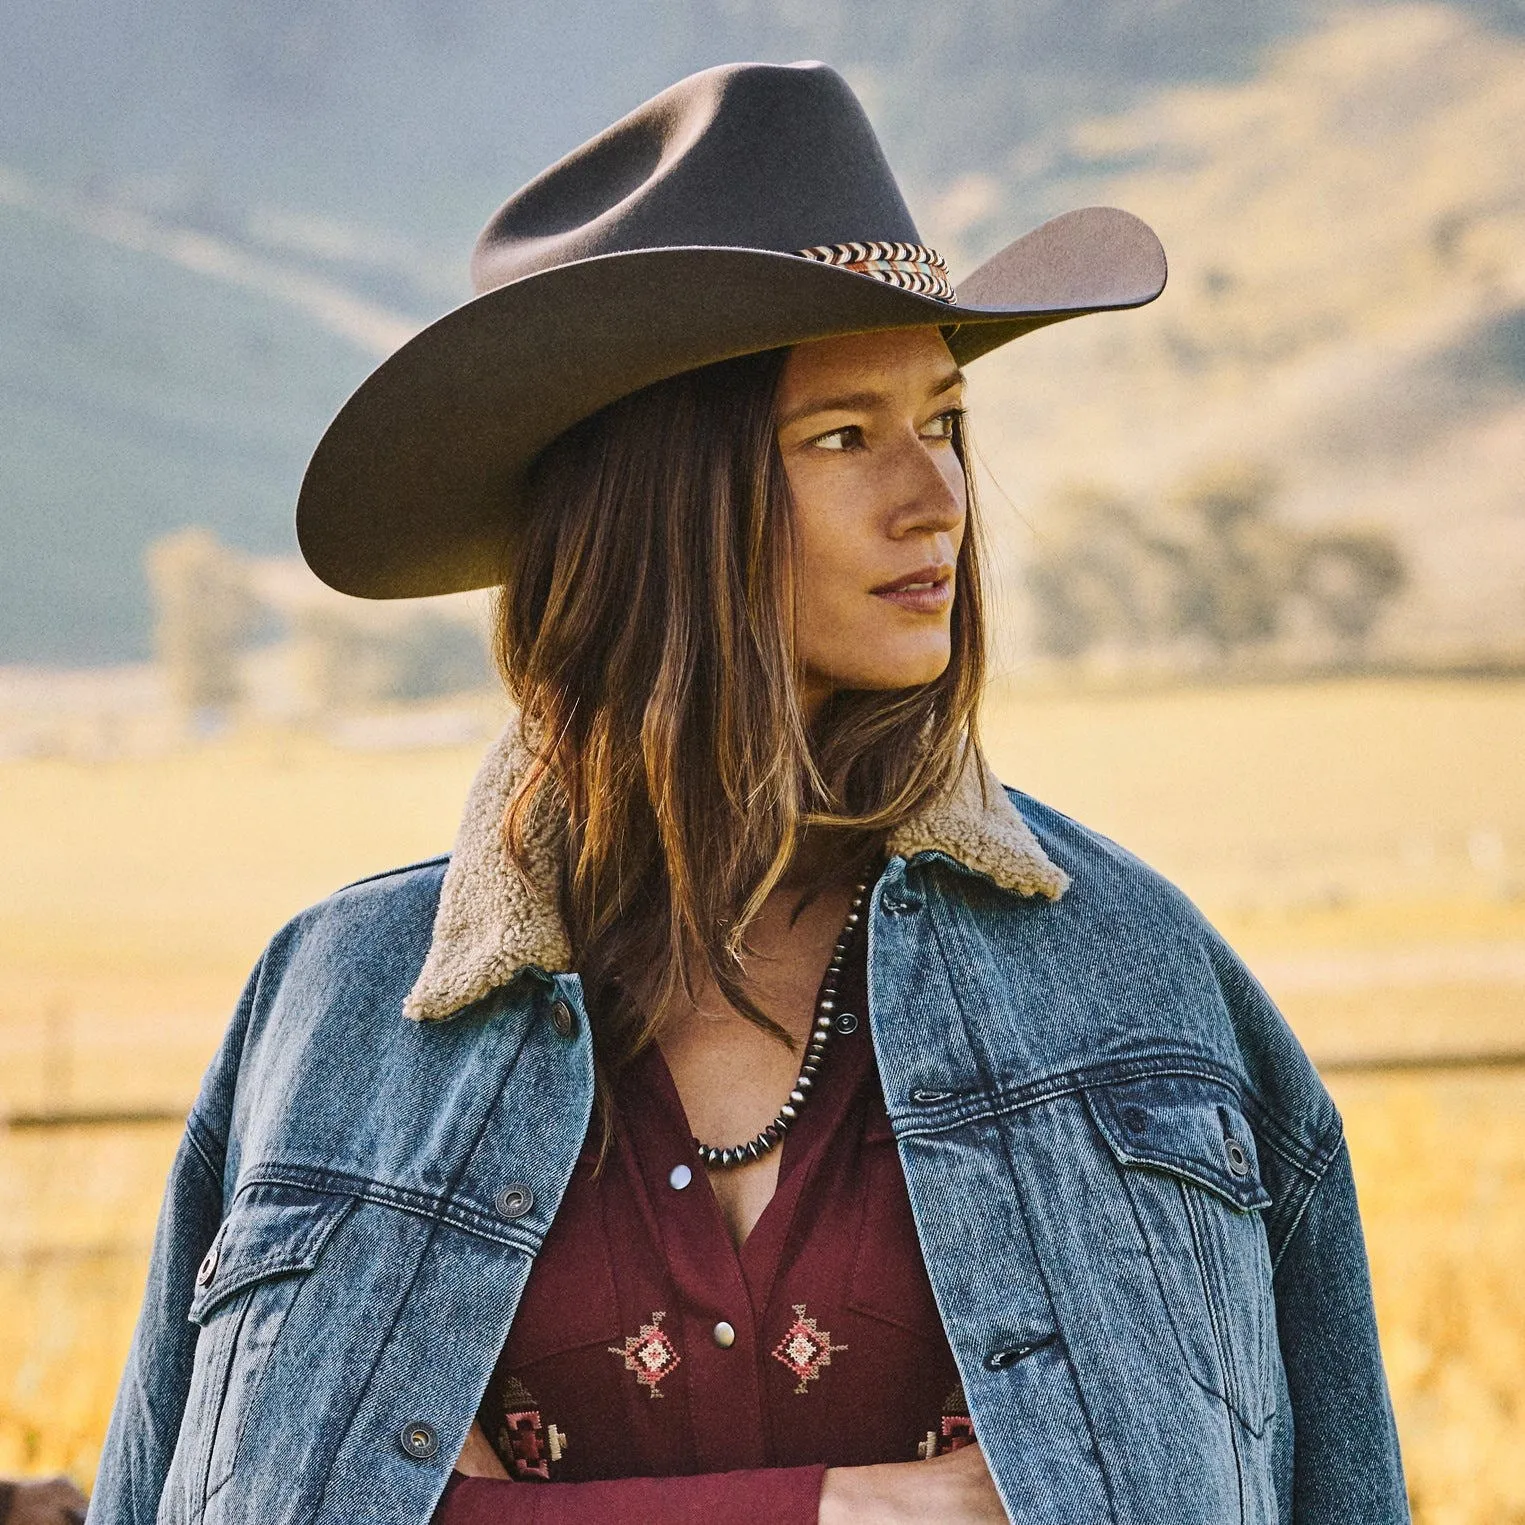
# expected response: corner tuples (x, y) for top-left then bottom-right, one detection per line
(404, 714), (1068, 1022)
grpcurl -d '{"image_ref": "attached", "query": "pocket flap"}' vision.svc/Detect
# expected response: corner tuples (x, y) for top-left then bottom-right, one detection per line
(1084, 1073), (1271, 1212)
(189, 1183), (354, 1324)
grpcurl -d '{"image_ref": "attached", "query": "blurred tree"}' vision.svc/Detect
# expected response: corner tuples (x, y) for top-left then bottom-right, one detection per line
(289, 606), (491, 712)
(1027, 486), (1187, 657)
(1027, 462), (1406, 669)
(1165, 463), (1293, 651)
(145, 528), (258, 715)
(1293, 532), (1406, 645)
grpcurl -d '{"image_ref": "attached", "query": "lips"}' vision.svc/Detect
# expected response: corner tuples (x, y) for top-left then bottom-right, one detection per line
(871, 563), (954, 613)
(871, 562), (952, 594)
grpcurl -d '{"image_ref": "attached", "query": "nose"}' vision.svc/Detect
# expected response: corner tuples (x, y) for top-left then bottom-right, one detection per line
(885, 430), (965, 541)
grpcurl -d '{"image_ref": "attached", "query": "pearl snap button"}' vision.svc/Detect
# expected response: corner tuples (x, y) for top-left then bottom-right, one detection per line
(712, 1321), (736, 1348)
(668, 1163), (693, 1191)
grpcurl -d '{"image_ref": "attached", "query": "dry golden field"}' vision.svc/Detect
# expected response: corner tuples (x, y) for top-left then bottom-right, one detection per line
(1, 676), (1522, 1521)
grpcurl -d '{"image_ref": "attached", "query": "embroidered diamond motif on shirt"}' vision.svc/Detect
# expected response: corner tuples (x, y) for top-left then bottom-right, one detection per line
(771, 1303), (847, 1394)
(609, 1310), (682, 1398)
(490, 1376), (569, 1480)
(918, 1381), (978, 1459)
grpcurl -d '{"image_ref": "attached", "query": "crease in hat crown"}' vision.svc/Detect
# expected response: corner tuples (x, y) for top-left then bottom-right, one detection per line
(469, 61), (927, 295)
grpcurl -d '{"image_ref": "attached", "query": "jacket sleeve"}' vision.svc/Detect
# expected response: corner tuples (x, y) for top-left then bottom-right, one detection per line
(86, 954), (263, 1525)
(1202, 923), (1408, 1522)
(1273, 1137), (1409, 1523)
(432, 1466), (825, 1525)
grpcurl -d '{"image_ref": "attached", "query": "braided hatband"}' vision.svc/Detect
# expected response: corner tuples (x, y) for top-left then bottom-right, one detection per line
(794, 240), (956, 303)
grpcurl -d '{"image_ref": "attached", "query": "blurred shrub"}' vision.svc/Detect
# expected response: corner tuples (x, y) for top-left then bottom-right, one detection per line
(145, 530), (260, 714)
(290, 606), (492, 711)
(1028, 462), (1406, 669)
(144, 528), (493, 717)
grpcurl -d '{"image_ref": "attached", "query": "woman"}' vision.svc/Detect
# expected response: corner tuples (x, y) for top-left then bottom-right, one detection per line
(92, 62), (1407, 1525)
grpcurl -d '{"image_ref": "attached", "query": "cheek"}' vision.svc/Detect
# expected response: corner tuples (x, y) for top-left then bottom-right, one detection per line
(789, 477), (871, 627)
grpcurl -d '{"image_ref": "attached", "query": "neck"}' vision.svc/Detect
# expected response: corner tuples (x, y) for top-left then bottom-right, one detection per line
(778, 827), (879, 895)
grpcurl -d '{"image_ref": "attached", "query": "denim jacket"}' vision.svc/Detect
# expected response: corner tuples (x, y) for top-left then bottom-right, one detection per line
(92, 719), (1407, 1523)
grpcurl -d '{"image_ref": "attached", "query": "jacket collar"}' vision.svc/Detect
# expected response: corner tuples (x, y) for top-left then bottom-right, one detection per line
(404, 713), (1068, 1022)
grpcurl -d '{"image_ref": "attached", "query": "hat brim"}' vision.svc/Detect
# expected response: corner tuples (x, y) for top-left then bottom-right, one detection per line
(297, 206), (1165, 598)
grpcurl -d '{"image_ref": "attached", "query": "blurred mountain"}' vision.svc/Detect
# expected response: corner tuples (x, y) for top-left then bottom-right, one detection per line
(1, 0), (1521, 663)
(967, 4), (1525, 673)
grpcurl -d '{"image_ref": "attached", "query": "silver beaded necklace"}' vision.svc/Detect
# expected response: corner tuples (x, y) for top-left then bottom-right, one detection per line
(692, 871), (873, 1170)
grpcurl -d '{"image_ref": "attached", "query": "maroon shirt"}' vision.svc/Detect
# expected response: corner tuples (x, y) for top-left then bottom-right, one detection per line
(434, 931), (974, 1524)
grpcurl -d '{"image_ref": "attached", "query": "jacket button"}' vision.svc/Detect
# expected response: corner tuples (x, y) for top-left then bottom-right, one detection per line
(399, 1423), (440, 1460)
(984, 1332), (1055, 1370)
(1225, 1137), (1252, 1178)
(195, 1242), (220, 1288)
(550, 999), (576, 1038)
(495, 1184), (534, 1220)
(712, 1321), (737, 1348)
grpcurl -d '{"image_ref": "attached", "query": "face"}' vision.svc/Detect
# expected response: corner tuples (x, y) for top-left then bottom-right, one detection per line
(775, 327), (968, 716)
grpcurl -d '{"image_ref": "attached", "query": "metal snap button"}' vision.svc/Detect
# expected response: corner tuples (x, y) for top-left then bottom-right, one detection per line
(1121, 1105), (1149, 1135)
(668, 1163), (693, 1191)
(399, 1422), (440, 1460)
(495, 1184), (534, 1220)
(549, 999), (576, 1038)
(834, 1012), (859, 1035)
(712, 1321), (736, 1348)
(1224, 1137), (1252, 1178)
(195, 1242), (220, 1288)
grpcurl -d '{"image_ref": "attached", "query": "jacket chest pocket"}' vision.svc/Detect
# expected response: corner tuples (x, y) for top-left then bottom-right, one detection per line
(1084, 1074), (1278, 1435)
(175, 1183), (355, 1512)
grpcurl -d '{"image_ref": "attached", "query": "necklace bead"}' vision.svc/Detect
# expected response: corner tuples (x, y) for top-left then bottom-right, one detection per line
(691, 869), (873, 1169)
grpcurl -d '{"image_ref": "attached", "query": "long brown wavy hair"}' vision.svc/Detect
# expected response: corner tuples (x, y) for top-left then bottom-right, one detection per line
(493, 343), (988, 1104)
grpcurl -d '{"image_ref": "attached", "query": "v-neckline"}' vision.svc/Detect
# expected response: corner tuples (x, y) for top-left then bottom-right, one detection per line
(626, 929), (872, 1298)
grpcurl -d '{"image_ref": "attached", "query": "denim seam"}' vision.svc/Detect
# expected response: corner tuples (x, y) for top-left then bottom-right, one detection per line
(1181, 1185), (1249, 1516)
(236, 1163), (546, 1255)
(891, 1056), (1250, 1138)
(311, 1010), (542, 1512)
(1268, 1117), (1346, 1280)
(921, 898), (1122, 1525)
(189, 1284), (257, 1522)
(189, 1197), (358, 1322)
(185, 1109), (227, 1183)
(1232, 1091), (1327, 1180)
(202, 1275), (310, 1508)
(332, 853), (450, 895)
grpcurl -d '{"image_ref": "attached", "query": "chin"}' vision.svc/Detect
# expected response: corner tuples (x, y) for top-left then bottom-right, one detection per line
(829, 644), (953, 693)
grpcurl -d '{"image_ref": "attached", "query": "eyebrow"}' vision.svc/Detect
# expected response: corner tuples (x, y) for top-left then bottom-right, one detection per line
(779, 367), (966, 428)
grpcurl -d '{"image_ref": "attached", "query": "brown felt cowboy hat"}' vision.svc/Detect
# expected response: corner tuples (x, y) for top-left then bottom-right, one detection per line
(297, 60), (1167, 600)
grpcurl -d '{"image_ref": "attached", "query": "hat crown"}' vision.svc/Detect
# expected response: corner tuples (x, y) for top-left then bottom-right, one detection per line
(471, 62), (923, 295)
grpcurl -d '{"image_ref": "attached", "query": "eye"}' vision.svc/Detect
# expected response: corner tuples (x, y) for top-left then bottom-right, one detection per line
(810, 424), (864, 452)
(921, 407), (965, 442)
